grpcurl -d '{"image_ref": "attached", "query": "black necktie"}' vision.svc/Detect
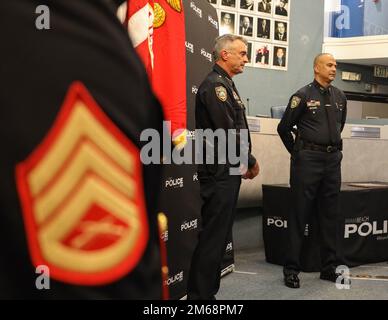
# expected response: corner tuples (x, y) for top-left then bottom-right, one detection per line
(323, 90), (338, 144)
(232, 82), (251, 154)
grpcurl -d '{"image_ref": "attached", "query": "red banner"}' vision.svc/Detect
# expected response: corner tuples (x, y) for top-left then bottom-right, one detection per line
(153, 0), (187, 138)
(126, 0), (187, 142)
(127, 0), (154, 76)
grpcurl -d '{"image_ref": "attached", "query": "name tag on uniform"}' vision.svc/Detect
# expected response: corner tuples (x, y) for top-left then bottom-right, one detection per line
(233, 91), (244, 108)
(307, 100), (320, 109)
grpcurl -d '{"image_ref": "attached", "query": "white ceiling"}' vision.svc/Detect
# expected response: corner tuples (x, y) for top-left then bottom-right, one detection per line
(338, 57), (388, 67)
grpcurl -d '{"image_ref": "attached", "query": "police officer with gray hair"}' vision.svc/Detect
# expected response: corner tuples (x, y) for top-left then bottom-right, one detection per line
(187, 34), (259, 300)
(278, 53), (348, 289)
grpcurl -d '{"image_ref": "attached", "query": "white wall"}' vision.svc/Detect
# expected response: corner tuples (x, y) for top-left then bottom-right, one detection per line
(347, 101), (388, 120)
(362, 102), (388, 119)
(347, 100), (363, 119)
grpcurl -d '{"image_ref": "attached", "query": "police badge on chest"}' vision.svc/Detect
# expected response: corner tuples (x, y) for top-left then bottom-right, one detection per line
(307, 100), (320, 113)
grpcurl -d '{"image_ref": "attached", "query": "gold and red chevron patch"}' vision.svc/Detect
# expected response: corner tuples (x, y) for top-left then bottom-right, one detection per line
(15, 82), (148, 285)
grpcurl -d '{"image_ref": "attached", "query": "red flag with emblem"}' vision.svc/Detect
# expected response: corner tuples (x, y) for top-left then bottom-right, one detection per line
(127, 0), (154, 77)
(152, 0), (187, 139)
(126, 0), (187, 143)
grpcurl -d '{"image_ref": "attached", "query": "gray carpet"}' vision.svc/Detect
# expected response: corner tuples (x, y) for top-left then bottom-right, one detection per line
(217, 209), (388, 300)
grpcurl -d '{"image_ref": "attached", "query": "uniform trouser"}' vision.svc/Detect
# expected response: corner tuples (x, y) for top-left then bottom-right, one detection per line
(187, 172), (242, 300)
(283, 149), (342, 276)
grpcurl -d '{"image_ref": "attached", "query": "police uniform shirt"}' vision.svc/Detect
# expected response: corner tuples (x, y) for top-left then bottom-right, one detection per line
(195, 64), (257, 173)
(278, 79), (347, 153)
(0, 0), (164, 299)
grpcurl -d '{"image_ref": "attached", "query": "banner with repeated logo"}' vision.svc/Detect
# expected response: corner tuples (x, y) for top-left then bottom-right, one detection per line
(158, 0), (234, 299)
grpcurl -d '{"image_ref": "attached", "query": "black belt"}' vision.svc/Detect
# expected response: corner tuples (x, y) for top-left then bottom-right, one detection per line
(301, 141), (341, 153)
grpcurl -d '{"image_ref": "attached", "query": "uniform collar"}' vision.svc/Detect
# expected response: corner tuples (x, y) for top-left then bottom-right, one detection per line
(214, 64), (233, 86)
(313, 79), (331, 95)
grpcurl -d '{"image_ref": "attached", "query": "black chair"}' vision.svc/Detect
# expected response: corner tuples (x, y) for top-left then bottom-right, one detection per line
(270, 106), (287, 119)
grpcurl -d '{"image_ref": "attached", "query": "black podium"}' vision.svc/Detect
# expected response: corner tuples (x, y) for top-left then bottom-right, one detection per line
(262, 183), (388, 271)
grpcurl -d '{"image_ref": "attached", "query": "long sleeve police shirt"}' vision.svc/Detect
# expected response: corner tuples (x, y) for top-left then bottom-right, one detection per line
(196, 64), (257, 174)
(277, 79), (347, 154)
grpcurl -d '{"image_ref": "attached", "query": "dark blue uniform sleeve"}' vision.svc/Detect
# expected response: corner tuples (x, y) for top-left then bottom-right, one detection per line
(341, 96), (347, 132)
(112, 0), (126, 6)
(200, 82), (257, 168)
(277, 93), (306, 154)
(199, 82), (235, 130)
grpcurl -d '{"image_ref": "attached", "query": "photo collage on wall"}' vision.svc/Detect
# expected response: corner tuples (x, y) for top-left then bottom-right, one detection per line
(208, 0), (290, 71)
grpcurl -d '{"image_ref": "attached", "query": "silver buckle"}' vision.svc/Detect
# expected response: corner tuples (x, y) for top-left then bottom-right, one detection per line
(326, 146), (333, 152)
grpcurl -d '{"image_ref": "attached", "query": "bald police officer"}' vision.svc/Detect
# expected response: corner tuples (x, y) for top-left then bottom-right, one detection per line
(278, 53), (347, 288)
(187, 34), (259, 300)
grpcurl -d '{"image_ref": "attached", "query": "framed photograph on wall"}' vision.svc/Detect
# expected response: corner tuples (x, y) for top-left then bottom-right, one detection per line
(213, 0), (291, 70)
(220, 0), (236, 9)
(257, 0), (272, 16)
(256, 17), (271, 41)
(219, 11), (236, 35)
(246, 41), (253, 66)
(254, 42), (272, 68)
(238, 14), (254, 37)
(207, 0), (218, 6)
(274, 0), (290, 19)
(239, 0), (254, 12)
(272, 45), (288, 71)
(273, 20), (288, 43)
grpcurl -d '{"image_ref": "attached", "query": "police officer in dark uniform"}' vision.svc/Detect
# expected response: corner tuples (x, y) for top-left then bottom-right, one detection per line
(187, 34), (259, 300)
(0, 0), (165, 299)
(278, 53), (347, 288)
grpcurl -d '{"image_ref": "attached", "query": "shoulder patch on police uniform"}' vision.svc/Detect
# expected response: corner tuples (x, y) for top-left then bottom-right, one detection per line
(15, 82), (148, 286)
(215, 86), (227, 102)
(290, 96), (301, 109)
